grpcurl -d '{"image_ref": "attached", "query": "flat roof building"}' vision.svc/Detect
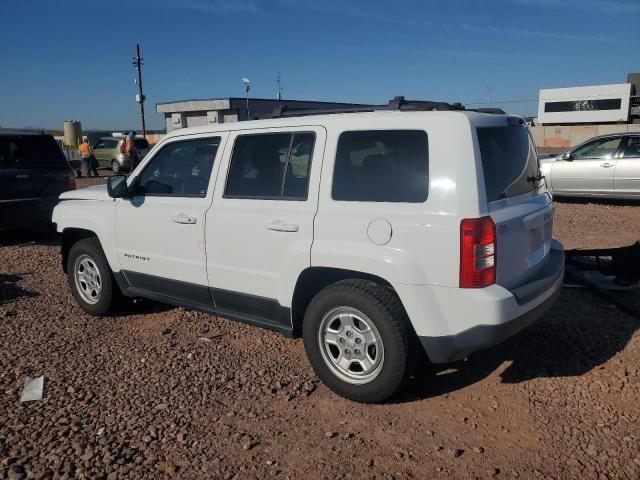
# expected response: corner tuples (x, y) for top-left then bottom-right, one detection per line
(537, 73), (640, 126)
(156, 97), (374, 132)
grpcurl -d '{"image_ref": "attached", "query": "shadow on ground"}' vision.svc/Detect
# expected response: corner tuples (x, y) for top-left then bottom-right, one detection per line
(0, 273), (39, 305)
(0, 229), (60, 247)
(398, 287), (639, 403)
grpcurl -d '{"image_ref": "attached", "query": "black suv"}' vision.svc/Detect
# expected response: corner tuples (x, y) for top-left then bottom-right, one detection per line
(0, 132), (76, 231)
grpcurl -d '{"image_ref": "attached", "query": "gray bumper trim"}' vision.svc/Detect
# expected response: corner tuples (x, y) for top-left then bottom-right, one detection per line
(509, 248), (565, 305)
(419, 257), (563, 364)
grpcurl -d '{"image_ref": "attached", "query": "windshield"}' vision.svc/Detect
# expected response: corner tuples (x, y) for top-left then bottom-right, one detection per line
(477, 126), (540, 202)
(0, 134), (68, 168)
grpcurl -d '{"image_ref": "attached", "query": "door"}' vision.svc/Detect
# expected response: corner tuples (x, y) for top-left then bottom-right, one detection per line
(93, 139), (108, 167)
(205, 127), (324, 328)
(550, 136), (622, 195)
(114, 134), (225, 308)
(614, 136), (640, 197)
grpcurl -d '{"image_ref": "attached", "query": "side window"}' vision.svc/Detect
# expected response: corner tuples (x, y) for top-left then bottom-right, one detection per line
(224, 132), (315, 199)
(621, 137), (640, 158)
(332, 130), (428, 202)
(572, 137), (622, 160)
(137, 137), (220, 197)
(94, 141), (106, 149)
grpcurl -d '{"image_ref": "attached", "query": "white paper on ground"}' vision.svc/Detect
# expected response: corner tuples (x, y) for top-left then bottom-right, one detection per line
(20, 376), (44, 402)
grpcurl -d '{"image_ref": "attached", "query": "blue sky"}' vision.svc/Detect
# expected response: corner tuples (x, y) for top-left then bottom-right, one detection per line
(1, 0), (638, 130)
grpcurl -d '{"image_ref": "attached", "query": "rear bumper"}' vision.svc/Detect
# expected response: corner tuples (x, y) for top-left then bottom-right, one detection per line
(398, 242), (564, 364)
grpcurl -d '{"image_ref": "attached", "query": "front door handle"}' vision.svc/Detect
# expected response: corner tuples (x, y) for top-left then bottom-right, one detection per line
(172, 213), (197, 224)
(266, 220), (299, 232)
(600, 162), (615, 168)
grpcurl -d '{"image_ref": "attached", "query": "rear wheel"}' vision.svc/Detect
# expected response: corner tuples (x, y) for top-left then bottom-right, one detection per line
(111, 160), (120, 174)
(302, 279), (415, 403)
(67, 237), (118, 316)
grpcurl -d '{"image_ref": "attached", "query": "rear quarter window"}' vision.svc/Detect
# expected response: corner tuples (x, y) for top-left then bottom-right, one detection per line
(477, 126), (540, 202)
(332, 130), (428, 203)
(0, 135), (68, 168)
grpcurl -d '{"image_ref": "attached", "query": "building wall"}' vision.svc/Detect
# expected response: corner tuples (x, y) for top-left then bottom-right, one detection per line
(530, 123), (638, 148)
(538, 83), (631, 125)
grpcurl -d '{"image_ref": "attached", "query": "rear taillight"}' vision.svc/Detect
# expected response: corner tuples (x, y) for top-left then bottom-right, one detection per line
(67, 171), (76, 191)
(460, 216), (496, 288)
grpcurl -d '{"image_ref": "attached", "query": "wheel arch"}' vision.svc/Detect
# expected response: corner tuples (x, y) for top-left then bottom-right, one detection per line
(61, 228), (99, 273)
(290, 267), (395, 337)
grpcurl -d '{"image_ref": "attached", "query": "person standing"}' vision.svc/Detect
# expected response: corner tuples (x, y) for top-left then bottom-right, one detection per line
(79, 139), (98, 177)
(121, 131), (139, 172)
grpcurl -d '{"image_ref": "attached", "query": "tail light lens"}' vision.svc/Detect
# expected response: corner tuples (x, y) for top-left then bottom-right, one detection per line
(67, 171), (76, 191)
(460, 216), (496, 288)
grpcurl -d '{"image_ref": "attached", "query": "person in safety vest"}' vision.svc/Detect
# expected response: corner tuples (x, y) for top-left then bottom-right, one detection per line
(80, 139), (98, 178)
(120, 131), (139, 171)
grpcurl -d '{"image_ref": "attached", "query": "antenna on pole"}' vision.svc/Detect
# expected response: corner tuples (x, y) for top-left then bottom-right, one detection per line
(276, 72), (283, 101)
(132, 44), (146, 138)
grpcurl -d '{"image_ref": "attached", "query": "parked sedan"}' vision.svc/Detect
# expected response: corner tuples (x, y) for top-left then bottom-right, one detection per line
(541, 133), (640, 199)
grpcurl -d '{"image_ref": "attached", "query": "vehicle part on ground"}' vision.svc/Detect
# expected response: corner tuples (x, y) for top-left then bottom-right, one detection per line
(564, 241), (640, 319)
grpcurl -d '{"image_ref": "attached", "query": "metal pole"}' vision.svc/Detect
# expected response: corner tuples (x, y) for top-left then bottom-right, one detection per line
(277, 72), (282, 100)
(134, 44), (146, 138)
(246, 93), (250, 120)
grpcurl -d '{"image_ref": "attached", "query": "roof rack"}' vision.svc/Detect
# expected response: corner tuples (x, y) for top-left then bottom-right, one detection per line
(269, 96), (505, 118)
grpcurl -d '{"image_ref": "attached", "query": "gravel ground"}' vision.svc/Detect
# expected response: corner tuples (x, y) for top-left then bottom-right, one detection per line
(1, 178), (639, 479)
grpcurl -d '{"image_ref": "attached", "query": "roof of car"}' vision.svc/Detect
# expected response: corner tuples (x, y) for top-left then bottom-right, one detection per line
(162, 109), (508, 141)
(0, 130), (51, 136)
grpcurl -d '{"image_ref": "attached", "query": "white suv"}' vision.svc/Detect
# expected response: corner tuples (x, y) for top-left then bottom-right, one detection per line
(52, 99), (564, 403)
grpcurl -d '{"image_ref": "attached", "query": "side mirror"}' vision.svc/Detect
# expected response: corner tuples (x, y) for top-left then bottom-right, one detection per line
(107, 175), (129, 198)
(561, 152), (573, 161)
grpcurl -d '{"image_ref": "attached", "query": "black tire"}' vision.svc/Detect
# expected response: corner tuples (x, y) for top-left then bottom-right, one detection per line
(111, 160), (120, 174)
(66, 237), (119, 316)
(302, 279), (415, 403)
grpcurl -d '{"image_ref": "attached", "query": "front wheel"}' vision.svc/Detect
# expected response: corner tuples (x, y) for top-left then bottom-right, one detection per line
(67, 237), (118, 316)
(303, 279), (415, 403)
(111, 160), (121, 174)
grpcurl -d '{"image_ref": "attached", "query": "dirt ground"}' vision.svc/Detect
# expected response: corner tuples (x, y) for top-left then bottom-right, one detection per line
(1, 175), (639, 479)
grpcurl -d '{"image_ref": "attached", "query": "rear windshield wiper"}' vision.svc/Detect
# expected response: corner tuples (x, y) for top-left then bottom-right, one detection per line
(526, 173), (545, 184)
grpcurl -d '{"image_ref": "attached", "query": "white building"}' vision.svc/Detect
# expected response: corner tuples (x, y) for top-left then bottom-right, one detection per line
(537, 73), (640, 126)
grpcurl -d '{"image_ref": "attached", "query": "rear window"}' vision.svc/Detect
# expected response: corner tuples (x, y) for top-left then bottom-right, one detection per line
(0, 135), (68, 168)
(332, 130), (428, 202)
(134, 139), (150, 149)
(477, 126), (540, 202)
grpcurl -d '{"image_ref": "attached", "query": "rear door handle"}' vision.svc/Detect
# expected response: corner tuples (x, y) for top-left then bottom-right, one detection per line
(600, 162), (615, 168)
(172, 213), (197, 224)
(266, 220), (299, 232)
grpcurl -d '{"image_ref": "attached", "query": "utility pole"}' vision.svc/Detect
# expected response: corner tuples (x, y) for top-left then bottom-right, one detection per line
(133, 44), (146, 138)
(276, 72), (283, 100)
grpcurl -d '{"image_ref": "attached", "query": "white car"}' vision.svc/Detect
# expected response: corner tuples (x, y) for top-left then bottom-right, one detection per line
(540, 133), (640, 199)
(52, 100), (564, 403)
